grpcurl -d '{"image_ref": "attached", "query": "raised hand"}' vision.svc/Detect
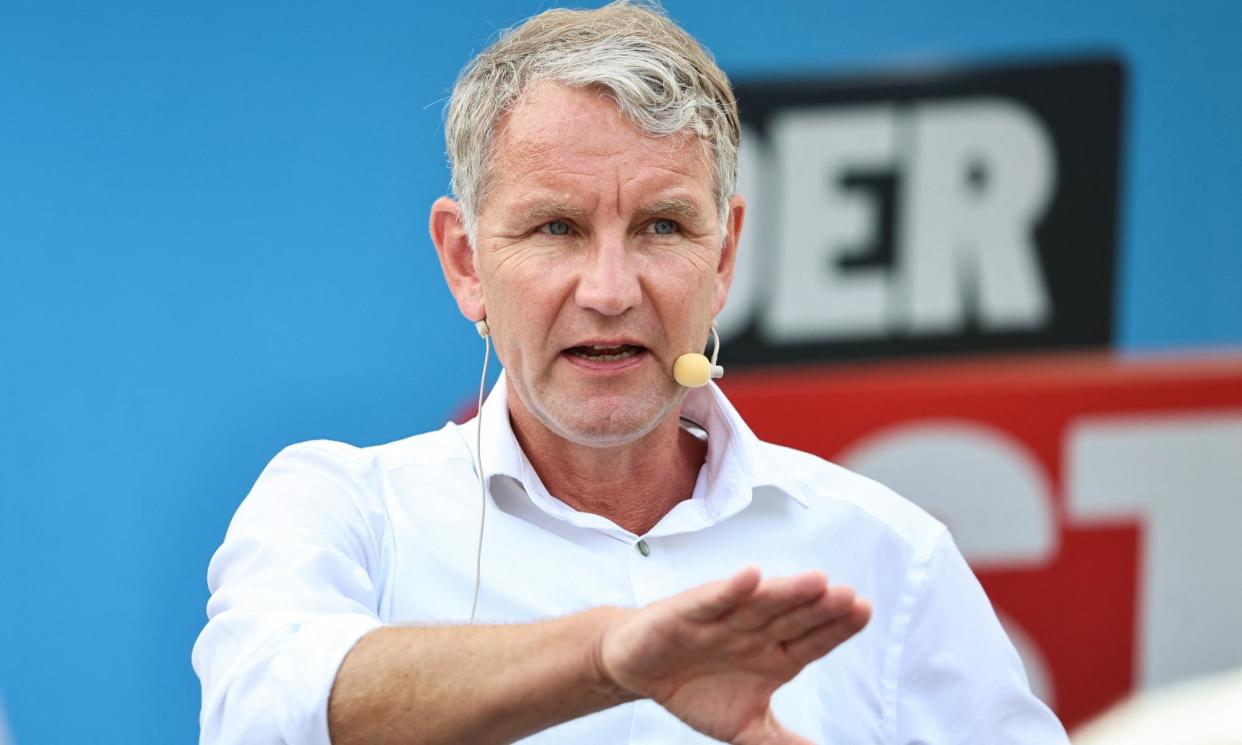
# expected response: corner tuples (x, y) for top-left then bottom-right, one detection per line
(596, 568), (871, 745)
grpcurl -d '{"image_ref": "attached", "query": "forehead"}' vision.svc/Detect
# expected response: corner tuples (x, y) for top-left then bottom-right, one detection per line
(489, 81), (713, 196)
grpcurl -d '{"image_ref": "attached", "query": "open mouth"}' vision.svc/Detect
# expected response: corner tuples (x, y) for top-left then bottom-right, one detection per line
(566, 344), (645, 362)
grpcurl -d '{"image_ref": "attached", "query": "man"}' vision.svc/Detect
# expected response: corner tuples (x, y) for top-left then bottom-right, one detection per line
(193, 2), (1069, 744)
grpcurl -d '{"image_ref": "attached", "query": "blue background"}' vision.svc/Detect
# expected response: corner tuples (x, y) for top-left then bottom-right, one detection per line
(1, 1), (1239, 742)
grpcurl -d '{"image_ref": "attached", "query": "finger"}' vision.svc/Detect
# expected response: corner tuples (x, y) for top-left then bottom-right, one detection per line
(727, 572), (827, 632)
(764, 584), (857, 642)
(676, 566), (762, 622)
(782, 598), (872, 666)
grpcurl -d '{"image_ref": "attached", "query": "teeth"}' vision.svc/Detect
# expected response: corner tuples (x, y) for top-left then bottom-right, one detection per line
(570, 346), (639, 362)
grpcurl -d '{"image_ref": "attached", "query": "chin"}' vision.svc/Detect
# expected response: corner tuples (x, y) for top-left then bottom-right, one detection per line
(536, 390), (684, 448)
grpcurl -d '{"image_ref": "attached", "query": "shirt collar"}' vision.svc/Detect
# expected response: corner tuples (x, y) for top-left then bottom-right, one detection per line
(679, 375), (809, 513)
(467, 371), (807, 539)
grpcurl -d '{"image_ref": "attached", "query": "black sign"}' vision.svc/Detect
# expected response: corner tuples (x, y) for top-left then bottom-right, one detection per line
(719, 56), (1124, 366)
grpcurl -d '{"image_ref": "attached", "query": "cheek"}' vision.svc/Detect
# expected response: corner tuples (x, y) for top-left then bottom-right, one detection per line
(483, 274), (569, 363)
(644, 272), (718, 344)
(642, 253), (718, 305)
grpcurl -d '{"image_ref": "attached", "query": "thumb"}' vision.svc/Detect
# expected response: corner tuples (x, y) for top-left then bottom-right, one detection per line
(735, 709), (816, 745)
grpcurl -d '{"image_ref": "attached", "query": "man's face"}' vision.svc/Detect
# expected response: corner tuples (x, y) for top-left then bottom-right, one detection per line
(471, 81), (741, 447)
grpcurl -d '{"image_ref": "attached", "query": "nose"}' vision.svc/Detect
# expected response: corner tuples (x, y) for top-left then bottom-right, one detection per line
(574, 235), (642, 316)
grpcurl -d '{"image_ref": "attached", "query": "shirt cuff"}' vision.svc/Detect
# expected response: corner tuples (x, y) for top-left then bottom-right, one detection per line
(271, 612), (385, 745)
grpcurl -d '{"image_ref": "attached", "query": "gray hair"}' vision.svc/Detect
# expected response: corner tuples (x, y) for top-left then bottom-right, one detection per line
(444, 0), (740, 242)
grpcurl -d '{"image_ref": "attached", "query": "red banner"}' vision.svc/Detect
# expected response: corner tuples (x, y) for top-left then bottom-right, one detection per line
(722, 352), (1242, 729)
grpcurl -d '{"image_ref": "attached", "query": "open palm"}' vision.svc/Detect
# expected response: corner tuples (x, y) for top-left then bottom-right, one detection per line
(598, 568), (871, 745)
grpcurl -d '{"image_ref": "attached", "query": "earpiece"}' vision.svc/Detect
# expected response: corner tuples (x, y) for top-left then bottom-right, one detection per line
(475, 319), (490, 338)
(673, 323), (724, 388)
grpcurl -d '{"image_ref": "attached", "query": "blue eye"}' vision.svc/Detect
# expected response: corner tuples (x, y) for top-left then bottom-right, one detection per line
(651, 219), (678, 235)
(542, 220), (571, 236)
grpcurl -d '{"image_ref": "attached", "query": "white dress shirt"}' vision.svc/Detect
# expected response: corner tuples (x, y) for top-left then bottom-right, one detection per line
(193, 373), (1068, 744)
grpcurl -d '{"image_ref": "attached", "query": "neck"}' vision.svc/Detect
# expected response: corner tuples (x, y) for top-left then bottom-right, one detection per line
(506, 387), (707, 536)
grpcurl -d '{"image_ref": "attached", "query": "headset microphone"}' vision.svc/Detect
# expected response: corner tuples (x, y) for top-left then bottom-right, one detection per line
(673, 323), (724, 388)
(469, 317), (719, 621)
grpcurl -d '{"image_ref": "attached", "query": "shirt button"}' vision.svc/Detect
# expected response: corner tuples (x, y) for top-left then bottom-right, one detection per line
(636, 539), (650, 557)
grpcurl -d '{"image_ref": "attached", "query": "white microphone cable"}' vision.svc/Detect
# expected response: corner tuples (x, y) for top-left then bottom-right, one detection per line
(469, 320), (491, 623)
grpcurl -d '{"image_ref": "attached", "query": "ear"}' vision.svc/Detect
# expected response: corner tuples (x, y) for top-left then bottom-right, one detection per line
(429, 196), (486, 322)
(712, 194), (746, 318)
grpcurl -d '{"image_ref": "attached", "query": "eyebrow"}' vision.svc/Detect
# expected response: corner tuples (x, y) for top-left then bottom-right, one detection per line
(638, 198), (704, 223)
(520, 202), (587, 223)
(516, 198), (706, 224)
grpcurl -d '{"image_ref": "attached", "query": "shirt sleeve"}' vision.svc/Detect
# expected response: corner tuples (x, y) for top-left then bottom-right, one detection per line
(192, 442), (387, 745)
(892, 532), (1070, 744)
